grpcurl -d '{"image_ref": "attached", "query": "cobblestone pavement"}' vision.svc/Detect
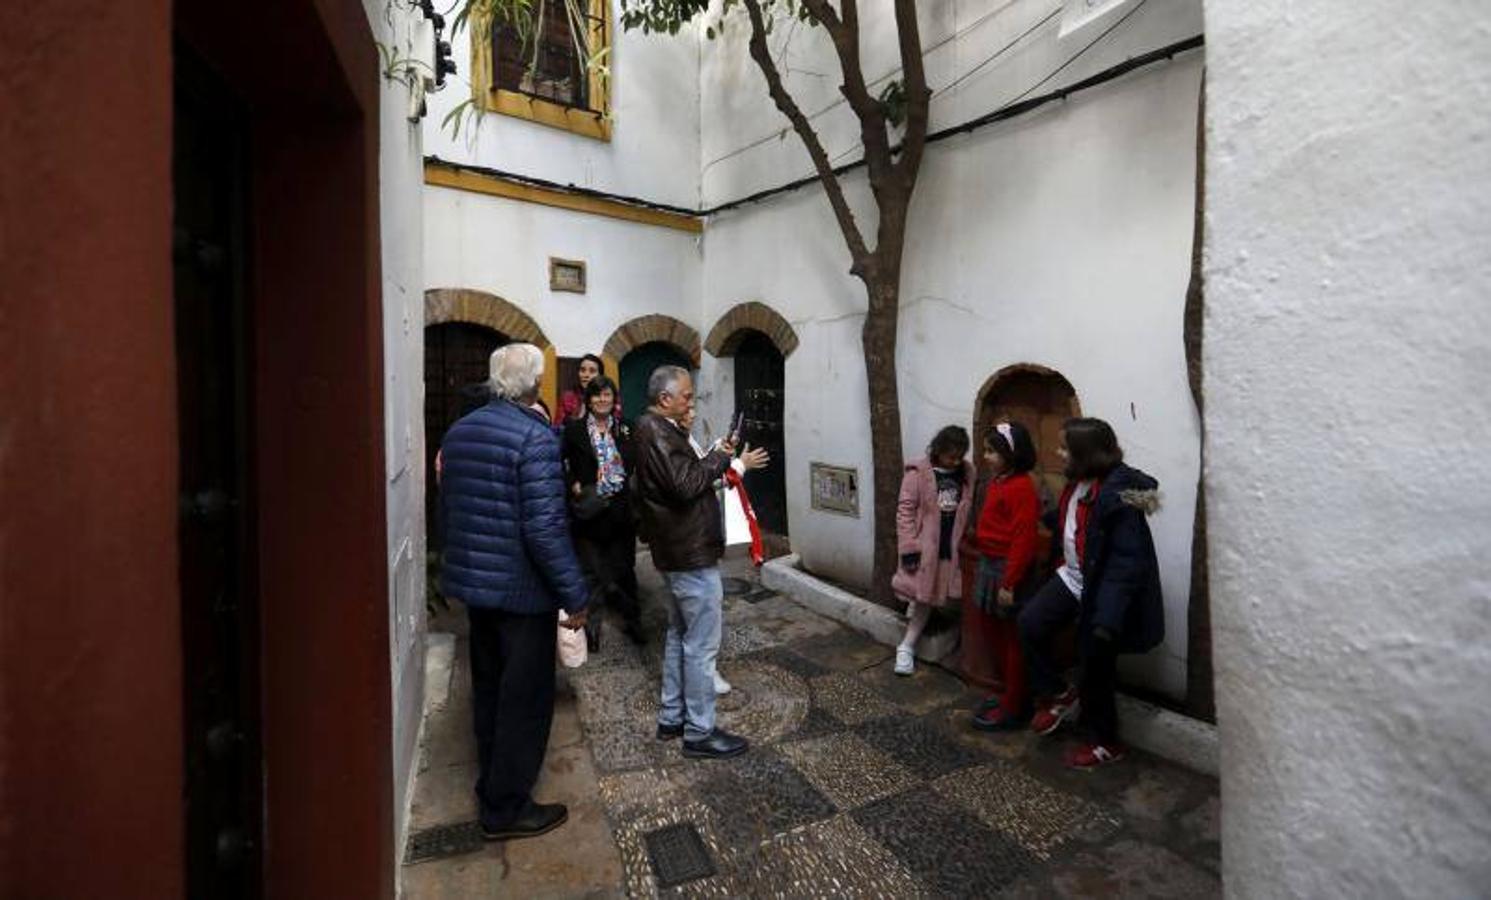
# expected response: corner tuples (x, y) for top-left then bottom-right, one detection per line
(403, 553), (1220, 898)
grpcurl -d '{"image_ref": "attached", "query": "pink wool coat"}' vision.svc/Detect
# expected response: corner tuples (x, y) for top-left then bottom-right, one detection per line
(890, 457), (974, 606)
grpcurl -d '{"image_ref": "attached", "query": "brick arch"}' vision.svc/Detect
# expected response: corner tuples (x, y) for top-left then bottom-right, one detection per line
(703, 301), (800, 358)
(603, 314), (701, 366)
(973, 363), (1082, 504)
(424, 287), (550, 349)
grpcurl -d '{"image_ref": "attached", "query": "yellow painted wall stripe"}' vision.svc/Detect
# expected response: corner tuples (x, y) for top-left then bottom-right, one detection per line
(424, 164), (704, 234)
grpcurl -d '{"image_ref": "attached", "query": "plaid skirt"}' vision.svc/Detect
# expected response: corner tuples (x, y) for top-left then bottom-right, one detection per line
(971, 556), (1035, 619)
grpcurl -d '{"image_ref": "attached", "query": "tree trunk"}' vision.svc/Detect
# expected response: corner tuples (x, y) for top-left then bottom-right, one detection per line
(861, 272), (904, 606)
(1184, 76), (1214, 721)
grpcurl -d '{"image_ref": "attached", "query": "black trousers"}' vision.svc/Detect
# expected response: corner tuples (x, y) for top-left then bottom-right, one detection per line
(574, 522), (640, 626)
(467, 606), (558, 829)
(1017, 576), (1120, 744)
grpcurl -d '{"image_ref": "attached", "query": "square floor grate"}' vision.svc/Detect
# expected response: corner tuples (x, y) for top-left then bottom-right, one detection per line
(404, 821), (485, 865)
(644, 822), (716, 888)
(721, 576), (756, 597)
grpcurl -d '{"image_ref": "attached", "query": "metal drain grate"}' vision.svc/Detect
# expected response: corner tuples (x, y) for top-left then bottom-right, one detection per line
(404, 821), (485, 864)
(721, 576), (755, 597)
(644, 823), (716, 888)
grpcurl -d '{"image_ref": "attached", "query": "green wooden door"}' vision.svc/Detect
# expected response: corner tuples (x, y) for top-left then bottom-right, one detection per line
(619, 341), (691, 425)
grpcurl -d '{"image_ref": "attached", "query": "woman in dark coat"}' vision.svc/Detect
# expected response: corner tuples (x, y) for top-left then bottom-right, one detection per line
(561, 376), (644, 649)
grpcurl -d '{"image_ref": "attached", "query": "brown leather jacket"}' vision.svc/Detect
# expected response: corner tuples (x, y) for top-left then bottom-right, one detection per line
(631, 411), (732, 572)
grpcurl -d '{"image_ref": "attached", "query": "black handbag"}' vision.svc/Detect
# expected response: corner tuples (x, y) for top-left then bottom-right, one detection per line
(569, 484), (609, 522)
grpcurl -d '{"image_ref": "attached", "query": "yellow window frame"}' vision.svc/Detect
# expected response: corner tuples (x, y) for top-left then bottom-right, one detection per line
(471, 0), (612, 142)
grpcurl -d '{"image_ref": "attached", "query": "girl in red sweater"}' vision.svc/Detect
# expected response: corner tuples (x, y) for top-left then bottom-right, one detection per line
(969, 422), (1042, 730)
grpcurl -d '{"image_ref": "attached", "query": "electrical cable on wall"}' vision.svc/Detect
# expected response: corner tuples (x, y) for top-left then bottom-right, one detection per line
(425, 30), (1203, 221)
(703, 0), (1040, 173)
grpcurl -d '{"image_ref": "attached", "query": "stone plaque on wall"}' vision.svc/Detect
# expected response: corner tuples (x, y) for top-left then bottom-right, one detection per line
(549, 257), (586, 293)
(810, 463), (859, 517)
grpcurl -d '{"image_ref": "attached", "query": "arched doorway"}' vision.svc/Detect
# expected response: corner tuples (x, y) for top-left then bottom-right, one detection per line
(424, 322), (509, 549)
(619, 341), (692, 425)
(975, 365), (1081, 511)
(732, 331), (788, 536)
(704, 302), (800, 543)
(965, 365), (1082, 686)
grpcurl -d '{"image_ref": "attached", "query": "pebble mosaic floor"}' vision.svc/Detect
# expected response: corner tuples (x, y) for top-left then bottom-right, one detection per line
(568, 559), (1222, 898)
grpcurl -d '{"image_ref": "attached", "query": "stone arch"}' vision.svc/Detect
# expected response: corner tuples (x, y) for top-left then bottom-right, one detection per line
(704, 301), (800, 358)
(424, 287), (550, 349)
(603, 314), (701, 366)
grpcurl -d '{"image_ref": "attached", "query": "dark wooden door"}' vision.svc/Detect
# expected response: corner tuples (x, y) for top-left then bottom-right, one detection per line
(173, 46), (261, 898)
(424, 323), (507, 550)
(734, 332), (788, 536)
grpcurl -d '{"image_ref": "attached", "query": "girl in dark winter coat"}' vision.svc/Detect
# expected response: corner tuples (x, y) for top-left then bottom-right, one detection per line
(1019, 418), (1164, 768)
(968, 422), (1042, 730)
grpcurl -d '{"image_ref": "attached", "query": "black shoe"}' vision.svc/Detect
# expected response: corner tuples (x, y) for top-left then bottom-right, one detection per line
(656, 721), (684, 741)
(585, 621), (601, 654)
(481, 802), (568, 841)
(682, 729), (749, 760)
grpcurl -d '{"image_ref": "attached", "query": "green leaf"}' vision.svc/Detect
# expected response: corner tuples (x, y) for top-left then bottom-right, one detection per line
(878, 79), (908, 128)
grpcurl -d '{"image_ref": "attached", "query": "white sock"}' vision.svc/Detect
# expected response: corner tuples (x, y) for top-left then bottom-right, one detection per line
(901, 602), (931, 650)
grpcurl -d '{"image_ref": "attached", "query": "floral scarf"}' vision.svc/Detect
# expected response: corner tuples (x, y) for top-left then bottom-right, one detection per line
(587, 415), (627, 497)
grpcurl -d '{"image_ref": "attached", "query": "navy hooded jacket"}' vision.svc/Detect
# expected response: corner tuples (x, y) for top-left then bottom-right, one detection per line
(439, 398), (588, 615)
(1050, 463), (1165, 653)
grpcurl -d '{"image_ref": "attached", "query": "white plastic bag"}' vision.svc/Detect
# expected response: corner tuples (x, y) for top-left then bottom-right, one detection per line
(722, 481), (751, 546)
(556, 611), (588, 668)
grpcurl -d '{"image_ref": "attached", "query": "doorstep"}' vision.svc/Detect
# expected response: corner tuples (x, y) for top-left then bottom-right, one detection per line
(761, 554), (959, 663)
(761, 553), (1220, 776)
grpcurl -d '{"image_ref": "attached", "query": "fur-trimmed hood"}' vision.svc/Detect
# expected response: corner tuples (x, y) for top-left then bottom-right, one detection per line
(1097, 464), (1161, 518)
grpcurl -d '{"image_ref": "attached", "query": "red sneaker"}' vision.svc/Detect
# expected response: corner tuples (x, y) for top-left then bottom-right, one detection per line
(1030, 687), (1080, 736)
(1066, 742), (1126, 769)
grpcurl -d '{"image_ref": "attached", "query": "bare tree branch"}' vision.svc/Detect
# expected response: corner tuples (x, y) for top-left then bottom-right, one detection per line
(740, 0), (871, 268)
(891, 0), (932, 182)
(799, 0), (894, 196)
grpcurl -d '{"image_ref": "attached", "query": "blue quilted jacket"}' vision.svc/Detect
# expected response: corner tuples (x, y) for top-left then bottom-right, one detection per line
(439, 399), (588, 614)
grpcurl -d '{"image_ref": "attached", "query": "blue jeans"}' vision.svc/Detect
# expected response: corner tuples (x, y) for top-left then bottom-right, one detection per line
(658, 568), (723, 741)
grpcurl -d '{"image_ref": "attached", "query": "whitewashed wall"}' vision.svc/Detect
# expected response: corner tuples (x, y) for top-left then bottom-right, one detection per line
(364, 0), (429, 856)
(421, 0), (1207, 700)
(423, 187), (703, 358)
(698, 0), (1204, 699)
(425, 0), (702, 208)
(1204, 1), (1491, 895)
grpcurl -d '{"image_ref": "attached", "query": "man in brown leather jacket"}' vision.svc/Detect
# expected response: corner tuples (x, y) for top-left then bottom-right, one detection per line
(633, 365), (768, 759)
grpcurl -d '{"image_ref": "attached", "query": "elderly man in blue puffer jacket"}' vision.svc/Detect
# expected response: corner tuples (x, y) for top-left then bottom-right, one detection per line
(440, 342), (589, 841)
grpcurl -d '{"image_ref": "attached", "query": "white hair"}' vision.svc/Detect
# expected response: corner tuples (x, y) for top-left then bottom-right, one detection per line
(489, 343), (544, 401)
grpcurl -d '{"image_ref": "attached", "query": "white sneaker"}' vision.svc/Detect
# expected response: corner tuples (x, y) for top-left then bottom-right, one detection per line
(714, 671), (732, 695)
(894, 645), (915, 676)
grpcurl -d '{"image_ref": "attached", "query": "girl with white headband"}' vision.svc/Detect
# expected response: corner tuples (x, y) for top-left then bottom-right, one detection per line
(968, 421), (1041, 730)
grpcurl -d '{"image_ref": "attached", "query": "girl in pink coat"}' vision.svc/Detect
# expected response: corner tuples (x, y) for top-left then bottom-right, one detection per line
(892, 426), (975, 675)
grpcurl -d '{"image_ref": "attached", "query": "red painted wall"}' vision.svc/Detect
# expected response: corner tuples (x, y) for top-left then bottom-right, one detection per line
(248, 90), (393, 900)
(178, 1), (394, 895)
(0, 2), (183, 897)
(3, 1), (393, 896)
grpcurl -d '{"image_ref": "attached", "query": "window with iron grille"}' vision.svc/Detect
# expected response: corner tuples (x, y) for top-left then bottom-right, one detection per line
(492, 1), (605, 112)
